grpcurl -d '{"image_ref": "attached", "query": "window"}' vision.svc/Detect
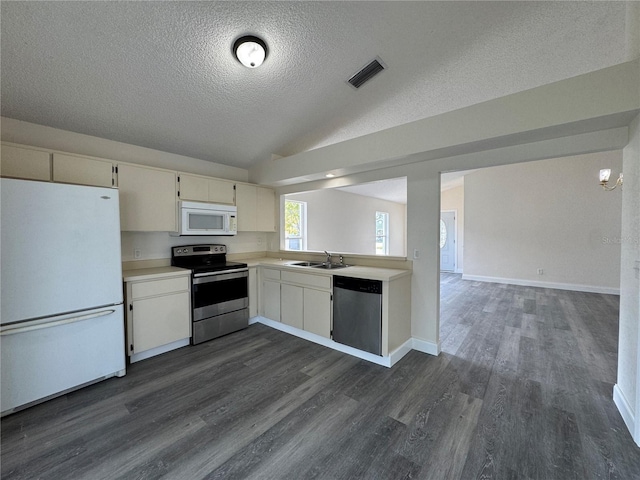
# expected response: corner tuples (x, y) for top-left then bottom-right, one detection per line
(375, 211), (389, 255)
(439, 219), (447, 248)
(284, 200), (306, 251)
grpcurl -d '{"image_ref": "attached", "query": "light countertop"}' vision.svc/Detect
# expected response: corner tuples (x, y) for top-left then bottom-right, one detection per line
(122, 266), (191, 282)
(122, 259), (411, 282)
(242, 257), (411, 282)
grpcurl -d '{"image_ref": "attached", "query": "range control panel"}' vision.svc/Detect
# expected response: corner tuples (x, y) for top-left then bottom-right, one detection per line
(172, 244), (226, 257)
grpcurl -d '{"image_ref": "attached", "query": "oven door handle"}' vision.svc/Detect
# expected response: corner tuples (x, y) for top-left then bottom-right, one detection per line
(193, 269), (249, 283)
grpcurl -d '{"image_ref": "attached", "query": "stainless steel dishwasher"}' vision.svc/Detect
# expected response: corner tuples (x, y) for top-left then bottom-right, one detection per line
(332, 276), (382, 356)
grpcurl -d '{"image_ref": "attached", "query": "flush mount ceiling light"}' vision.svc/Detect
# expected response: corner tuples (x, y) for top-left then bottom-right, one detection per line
(233, 35), (267, 68)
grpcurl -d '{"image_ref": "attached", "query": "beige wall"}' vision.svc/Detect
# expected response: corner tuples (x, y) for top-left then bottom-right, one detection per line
(440, 185), (464, 273)
(464, 151), (623, 293)
(286, 189), (406, 257)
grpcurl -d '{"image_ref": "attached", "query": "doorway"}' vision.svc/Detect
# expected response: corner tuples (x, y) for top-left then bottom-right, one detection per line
(440, 211), (456, 272)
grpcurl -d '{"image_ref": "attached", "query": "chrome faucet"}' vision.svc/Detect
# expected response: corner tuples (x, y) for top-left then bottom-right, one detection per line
(324, 250), (332, 264)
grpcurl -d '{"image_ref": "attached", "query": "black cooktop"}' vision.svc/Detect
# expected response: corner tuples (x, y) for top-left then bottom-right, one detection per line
(188, 261), (248, 274)
(171, 244), (247, 274)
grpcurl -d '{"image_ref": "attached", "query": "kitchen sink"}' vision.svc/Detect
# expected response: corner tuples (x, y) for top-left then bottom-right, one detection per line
(291, 261), (323, 267)
(290, 261), (350, 269)
(311, 262), (350, 270)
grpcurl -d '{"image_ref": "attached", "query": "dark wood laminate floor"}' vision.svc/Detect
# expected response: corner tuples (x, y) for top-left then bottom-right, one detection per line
(2, 274), (639, 479)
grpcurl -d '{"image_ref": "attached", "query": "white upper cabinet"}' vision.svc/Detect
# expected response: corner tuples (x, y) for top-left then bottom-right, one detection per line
(52, 153), (114, 188)
(118, 163), (177, 232)
(256, 187), (276, 232)
(178, 173), (235, 205)
(236, 183), (276, 232)
(236, 183), (257, 231)
(1, 143), (51, 181)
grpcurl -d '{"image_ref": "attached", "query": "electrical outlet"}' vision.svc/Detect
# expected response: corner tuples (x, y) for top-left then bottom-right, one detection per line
(134, 248), (141, 259)
(537, 268), (543, 275)
(257, 236), (263, 246)
(413, 249), (420, 259)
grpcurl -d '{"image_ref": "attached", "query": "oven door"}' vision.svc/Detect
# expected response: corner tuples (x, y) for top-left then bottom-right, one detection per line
(192, 270), (249, 321)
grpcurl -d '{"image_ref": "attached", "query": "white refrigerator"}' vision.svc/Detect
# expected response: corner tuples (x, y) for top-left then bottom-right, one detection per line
(1, 178), (126, 415)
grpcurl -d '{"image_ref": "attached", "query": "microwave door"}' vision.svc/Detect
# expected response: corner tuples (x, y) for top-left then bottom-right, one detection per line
(188, 211), (225, 234)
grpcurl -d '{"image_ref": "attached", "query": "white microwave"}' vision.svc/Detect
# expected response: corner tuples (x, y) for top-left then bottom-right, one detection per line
(176, 201), (237, 236)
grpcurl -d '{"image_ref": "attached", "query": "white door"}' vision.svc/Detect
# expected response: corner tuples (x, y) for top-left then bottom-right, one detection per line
(440, 211), (456, 272)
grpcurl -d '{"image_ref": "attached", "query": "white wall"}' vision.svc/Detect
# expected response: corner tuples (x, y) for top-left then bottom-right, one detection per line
(440, 185), (464, 273)
(615, 113), (640, 445)
(285, 189), (406, 256)
(463, 151), (622, 293)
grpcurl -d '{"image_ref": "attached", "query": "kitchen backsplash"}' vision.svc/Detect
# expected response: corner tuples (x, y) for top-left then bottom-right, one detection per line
(120, 231), (278, 262)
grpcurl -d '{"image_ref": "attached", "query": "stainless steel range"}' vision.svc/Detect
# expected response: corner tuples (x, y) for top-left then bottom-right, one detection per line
(171, 244), (248, 345)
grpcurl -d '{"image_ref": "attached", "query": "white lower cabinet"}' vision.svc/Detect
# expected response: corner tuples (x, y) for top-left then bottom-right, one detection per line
(281, 284), (303, 329)
(262, 280), (281, 322)
(124, 272), (191, 362)
(131, 292), (190, 352)
(248, 267), (258, 318)
(256, 264), (412, 362)
(261, 267), (332, 339)
(303, 288), (331, 338)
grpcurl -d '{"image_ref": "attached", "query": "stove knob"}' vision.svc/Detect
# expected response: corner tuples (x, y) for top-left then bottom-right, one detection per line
(176, 249), (182, 253)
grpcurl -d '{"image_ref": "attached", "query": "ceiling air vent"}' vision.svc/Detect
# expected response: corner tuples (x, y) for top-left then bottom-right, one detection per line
(347, 57), (386, 89)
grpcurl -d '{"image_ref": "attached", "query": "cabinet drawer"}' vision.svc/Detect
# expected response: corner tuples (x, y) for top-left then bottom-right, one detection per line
(262, 268), (281, 280)
(281, 271), (331, 290)
(131, 276), (190, 299)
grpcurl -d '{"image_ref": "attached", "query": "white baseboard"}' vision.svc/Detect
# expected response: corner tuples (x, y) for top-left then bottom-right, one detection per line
(252, 316), (413, 368)
(129, 338), (190, 363)
(613, 384), (639, 447)
(389, 339), (414, 366)
(461, 274), (620, 295)
(412, 337), (440, 356)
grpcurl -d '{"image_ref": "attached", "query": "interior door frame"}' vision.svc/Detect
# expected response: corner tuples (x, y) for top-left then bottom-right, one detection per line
(440, 209), (457, 273)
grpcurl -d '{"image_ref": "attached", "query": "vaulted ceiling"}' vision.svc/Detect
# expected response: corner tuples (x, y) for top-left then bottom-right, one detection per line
(1, 1), (627, 170)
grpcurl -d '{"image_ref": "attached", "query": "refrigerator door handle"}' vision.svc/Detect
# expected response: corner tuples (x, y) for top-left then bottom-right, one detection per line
(0, 309), (116, 336)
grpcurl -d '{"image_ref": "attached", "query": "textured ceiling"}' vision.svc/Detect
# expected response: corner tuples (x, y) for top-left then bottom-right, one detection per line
(0, 1), (627, 170)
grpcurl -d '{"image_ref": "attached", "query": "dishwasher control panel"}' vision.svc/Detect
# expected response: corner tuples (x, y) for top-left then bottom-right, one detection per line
(333, 276), (382, 294)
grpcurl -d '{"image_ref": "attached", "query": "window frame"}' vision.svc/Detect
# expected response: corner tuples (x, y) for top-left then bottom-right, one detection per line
(284, 199), (307, 251)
